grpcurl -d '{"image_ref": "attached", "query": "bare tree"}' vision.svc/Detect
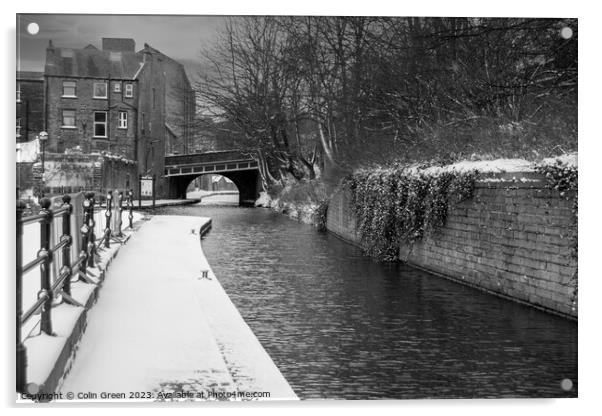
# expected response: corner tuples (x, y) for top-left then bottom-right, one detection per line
(194, 16), (577, 189)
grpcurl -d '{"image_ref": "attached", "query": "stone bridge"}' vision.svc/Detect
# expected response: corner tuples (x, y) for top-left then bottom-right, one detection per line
(165, 150), (261, 205)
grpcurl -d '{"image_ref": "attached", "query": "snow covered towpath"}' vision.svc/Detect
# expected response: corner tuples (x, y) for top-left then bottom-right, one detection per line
(58, 215), (298, 401)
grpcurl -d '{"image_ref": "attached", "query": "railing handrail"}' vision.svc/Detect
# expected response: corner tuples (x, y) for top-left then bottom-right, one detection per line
(16, 188), (136, 394)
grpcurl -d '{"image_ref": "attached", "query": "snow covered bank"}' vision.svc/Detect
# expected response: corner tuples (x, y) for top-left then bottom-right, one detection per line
(349, 152), (578, 186)
(20, 210), (144, 341)
(392, 152), (578, 176)
(255, 191), (319, 226)
(20, 211), (143, 400)
(187, 189), (239, 200)
(541, 152), (578, 168)
(57, 215), (297, 402)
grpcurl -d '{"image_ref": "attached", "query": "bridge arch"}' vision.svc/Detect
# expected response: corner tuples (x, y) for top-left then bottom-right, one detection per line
(164, 150), (262, 205)
(170, 170), (261, 205)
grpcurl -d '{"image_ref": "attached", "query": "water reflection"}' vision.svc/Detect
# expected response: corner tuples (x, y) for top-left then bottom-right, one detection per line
(155, 204), (577, 399)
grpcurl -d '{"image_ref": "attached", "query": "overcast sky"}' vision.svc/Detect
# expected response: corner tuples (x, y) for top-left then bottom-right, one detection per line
(17, 14), (225, 73)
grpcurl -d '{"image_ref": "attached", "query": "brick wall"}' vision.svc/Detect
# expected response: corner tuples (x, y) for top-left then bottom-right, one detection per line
(160, 56), (194, 155)
(45, 76), (138, 158)
(326, 187), (359, 244)
(326, 173), (577, 319)
(137, 50), (167, 196)
(17, 77), (45, 143)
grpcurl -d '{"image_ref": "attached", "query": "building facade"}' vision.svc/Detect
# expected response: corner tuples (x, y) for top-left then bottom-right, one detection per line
(18, 38), (195, 198)
(16, 71), (44, 143)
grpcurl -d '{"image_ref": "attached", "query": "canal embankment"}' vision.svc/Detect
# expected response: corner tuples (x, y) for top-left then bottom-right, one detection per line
(56, 215), (297, 401)
(326, 160), (577, 319)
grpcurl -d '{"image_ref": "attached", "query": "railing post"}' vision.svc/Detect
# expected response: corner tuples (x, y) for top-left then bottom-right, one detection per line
(104, 191), (112, 248)
(115, 191), (123, 237)
(80, 195), (91, 280)
(128, 189), (134, 229)
(61, 195), (73, 296)
(152, 174), (156, 208)
(16, 201), (27, 393)
(86, 192), (96, 268)
(39, 198), (53, 335)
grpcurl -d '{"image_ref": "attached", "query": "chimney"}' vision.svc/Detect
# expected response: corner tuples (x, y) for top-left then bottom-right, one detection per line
(102, 38), (135, 52)
(44, 39), (57, 72)
(142, 43), (152, 63)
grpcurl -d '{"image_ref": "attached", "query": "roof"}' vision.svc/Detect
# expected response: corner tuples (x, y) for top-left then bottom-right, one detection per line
(212, 176), (233, 183)
(140, 44), (192, 90)
(42, 41), (192, 92)
(16, 71), (44, 81)
(44, 46), (143, 79)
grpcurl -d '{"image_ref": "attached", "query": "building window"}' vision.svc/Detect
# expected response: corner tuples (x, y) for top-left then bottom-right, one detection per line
(124, 83), (133, 98)
(16, 117), (21, 137)
(113, 82), (121, 93)
(118, 111), (128, 129)
(17, 84), (21, 102)
(152, 88), (157, 108)
(62, 81), (77, 97)
(93, 111), (107, 137)
(93, 82), (108, 99)
(62, 109), (76, 128)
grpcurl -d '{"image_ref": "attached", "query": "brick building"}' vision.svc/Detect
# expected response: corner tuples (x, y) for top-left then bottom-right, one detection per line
(141, 45), (195, 156)
(22, 37), (195, 198)
(16, 71), (44, 143)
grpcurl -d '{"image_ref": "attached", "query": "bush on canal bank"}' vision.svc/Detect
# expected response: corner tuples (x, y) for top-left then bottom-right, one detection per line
(343, 166), (478, 261)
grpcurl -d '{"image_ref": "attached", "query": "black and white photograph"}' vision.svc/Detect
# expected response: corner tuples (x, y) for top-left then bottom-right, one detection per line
(9, 4), (586, 408)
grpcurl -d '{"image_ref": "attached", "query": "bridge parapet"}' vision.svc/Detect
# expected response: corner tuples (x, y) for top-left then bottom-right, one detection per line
(164, 150), (258, 178)
(165, 150), (253, 167)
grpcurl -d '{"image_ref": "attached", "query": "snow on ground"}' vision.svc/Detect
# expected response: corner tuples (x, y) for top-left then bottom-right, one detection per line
(198, 194), (240, 206)
(254, 191), (270, 207)
(57, 215), (297, 401)
(22, 231), (139, 393)
(541, 152), (578, 168)
(16, 139), (40, 163)
(377, 153), (577, 177)
(20, 210), (143, 341)
(186, 189), (239, 200)
(20, 210), (145, 394)
(405, 158), (535, 175)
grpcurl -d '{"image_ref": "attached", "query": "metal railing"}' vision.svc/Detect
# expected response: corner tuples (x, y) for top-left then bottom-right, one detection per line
(16, 189), (136, 393)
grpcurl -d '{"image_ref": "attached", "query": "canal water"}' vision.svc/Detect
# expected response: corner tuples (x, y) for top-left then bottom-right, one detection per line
(156, 199), (577, 400)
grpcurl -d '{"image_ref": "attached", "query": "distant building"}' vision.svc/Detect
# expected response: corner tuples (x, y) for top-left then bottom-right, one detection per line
(16, 71), (44, 143)
(24, 38), (196, 197)
(211, 175), (237, 192)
